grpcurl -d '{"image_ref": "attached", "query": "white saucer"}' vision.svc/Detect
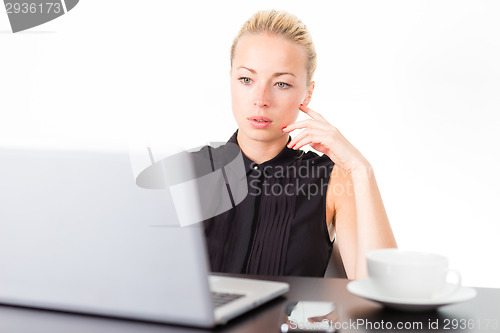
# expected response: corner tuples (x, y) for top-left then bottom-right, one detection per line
(347, 279), (477, 312)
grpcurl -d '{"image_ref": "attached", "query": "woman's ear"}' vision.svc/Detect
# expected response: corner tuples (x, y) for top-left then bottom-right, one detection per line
(302, 81), (315, 106)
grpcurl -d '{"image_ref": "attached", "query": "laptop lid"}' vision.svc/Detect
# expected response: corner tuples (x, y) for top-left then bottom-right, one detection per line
(0, 146), (216, 326)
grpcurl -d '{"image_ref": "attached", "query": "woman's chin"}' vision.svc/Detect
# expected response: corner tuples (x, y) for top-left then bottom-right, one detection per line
(239, 126), (287, 143)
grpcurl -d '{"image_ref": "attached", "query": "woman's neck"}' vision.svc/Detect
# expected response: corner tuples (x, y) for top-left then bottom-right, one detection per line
(236, 130), (289, 164)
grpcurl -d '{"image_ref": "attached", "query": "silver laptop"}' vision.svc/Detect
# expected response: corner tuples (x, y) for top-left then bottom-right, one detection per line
(0, 145), (288, 328)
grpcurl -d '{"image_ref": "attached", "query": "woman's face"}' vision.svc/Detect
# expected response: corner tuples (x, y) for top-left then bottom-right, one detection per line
(230, 33), (314, 144)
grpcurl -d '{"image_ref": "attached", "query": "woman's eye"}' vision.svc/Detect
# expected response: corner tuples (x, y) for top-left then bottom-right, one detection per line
(239, 77), (252, 84)
(276, 82), (291, 89)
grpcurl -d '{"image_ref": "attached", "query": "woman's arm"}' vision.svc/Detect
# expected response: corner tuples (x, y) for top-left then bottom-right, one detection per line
(329, 163), (397, 279)
(283, 104), (397, 279)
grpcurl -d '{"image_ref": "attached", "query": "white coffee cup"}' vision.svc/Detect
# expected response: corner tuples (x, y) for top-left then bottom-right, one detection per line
(366, 249), (461, 300)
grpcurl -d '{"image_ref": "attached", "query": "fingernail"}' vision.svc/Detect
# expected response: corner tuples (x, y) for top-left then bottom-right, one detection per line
(300, 104), (303, 106)
(282, 126), (286, 130)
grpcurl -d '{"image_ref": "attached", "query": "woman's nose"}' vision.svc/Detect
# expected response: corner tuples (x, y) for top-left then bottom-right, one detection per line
(253, 84), (271, 108)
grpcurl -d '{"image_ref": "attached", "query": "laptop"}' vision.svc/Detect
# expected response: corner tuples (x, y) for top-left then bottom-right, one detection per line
(0, 145), (289, 328)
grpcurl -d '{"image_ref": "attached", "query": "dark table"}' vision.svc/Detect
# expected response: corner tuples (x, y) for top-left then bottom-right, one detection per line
(1, 276), (498, 333)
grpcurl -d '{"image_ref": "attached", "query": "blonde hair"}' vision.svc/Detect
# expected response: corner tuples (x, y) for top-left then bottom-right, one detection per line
(230, 9), (317, 86)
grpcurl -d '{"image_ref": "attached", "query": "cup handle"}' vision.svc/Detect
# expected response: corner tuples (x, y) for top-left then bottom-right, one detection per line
(433, 269), (462, 299)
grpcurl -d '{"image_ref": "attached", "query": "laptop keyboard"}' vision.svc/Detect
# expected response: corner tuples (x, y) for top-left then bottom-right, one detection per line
(211, 291), (245, 308)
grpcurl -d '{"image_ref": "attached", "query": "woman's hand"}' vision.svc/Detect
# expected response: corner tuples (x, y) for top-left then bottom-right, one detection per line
(284, 105), (397, 279)
(282, 104), (370, 174)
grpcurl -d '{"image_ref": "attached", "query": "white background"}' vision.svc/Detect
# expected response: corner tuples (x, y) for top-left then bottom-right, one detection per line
(1, 0), (499, 288)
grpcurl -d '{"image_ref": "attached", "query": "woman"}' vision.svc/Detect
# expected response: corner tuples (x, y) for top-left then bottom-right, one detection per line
(203, 9), (397, 279)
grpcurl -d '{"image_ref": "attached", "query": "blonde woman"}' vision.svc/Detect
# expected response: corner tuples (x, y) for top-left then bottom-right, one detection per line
(203, 10), (397, 279)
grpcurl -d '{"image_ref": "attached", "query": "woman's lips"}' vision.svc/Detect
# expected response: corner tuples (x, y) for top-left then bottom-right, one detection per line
(247, 116), (272, 129)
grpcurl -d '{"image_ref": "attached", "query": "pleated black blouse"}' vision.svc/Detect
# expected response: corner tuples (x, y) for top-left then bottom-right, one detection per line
(202, 131), (335, 277)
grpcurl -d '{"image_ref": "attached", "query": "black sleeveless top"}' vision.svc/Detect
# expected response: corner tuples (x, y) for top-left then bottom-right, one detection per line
(202, 131), (334, 277)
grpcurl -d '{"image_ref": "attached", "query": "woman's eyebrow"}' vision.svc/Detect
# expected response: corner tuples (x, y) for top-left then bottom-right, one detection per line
(237, 66), (296, 78)
(237, 66), (256, 74)
(274, 72), (296, 78)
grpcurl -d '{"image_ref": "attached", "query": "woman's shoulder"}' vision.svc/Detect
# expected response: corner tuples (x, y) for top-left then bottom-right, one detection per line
(289, 149), (335, 183)
(189, 141), (242, 170)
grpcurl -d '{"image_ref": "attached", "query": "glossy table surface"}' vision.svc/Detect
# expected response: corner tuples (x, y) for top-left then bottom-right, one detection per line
(1, 275), (499, 333)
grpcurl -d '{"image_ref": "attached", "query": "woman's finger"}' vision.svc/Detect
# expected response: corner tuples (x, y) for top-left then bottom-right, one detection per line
(291, 134), (316, 151)
(291, 131), (329, 151)
(282, 119), (328, 133)
(299, 104), (327, 122)
(287, 129), (311, 149)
